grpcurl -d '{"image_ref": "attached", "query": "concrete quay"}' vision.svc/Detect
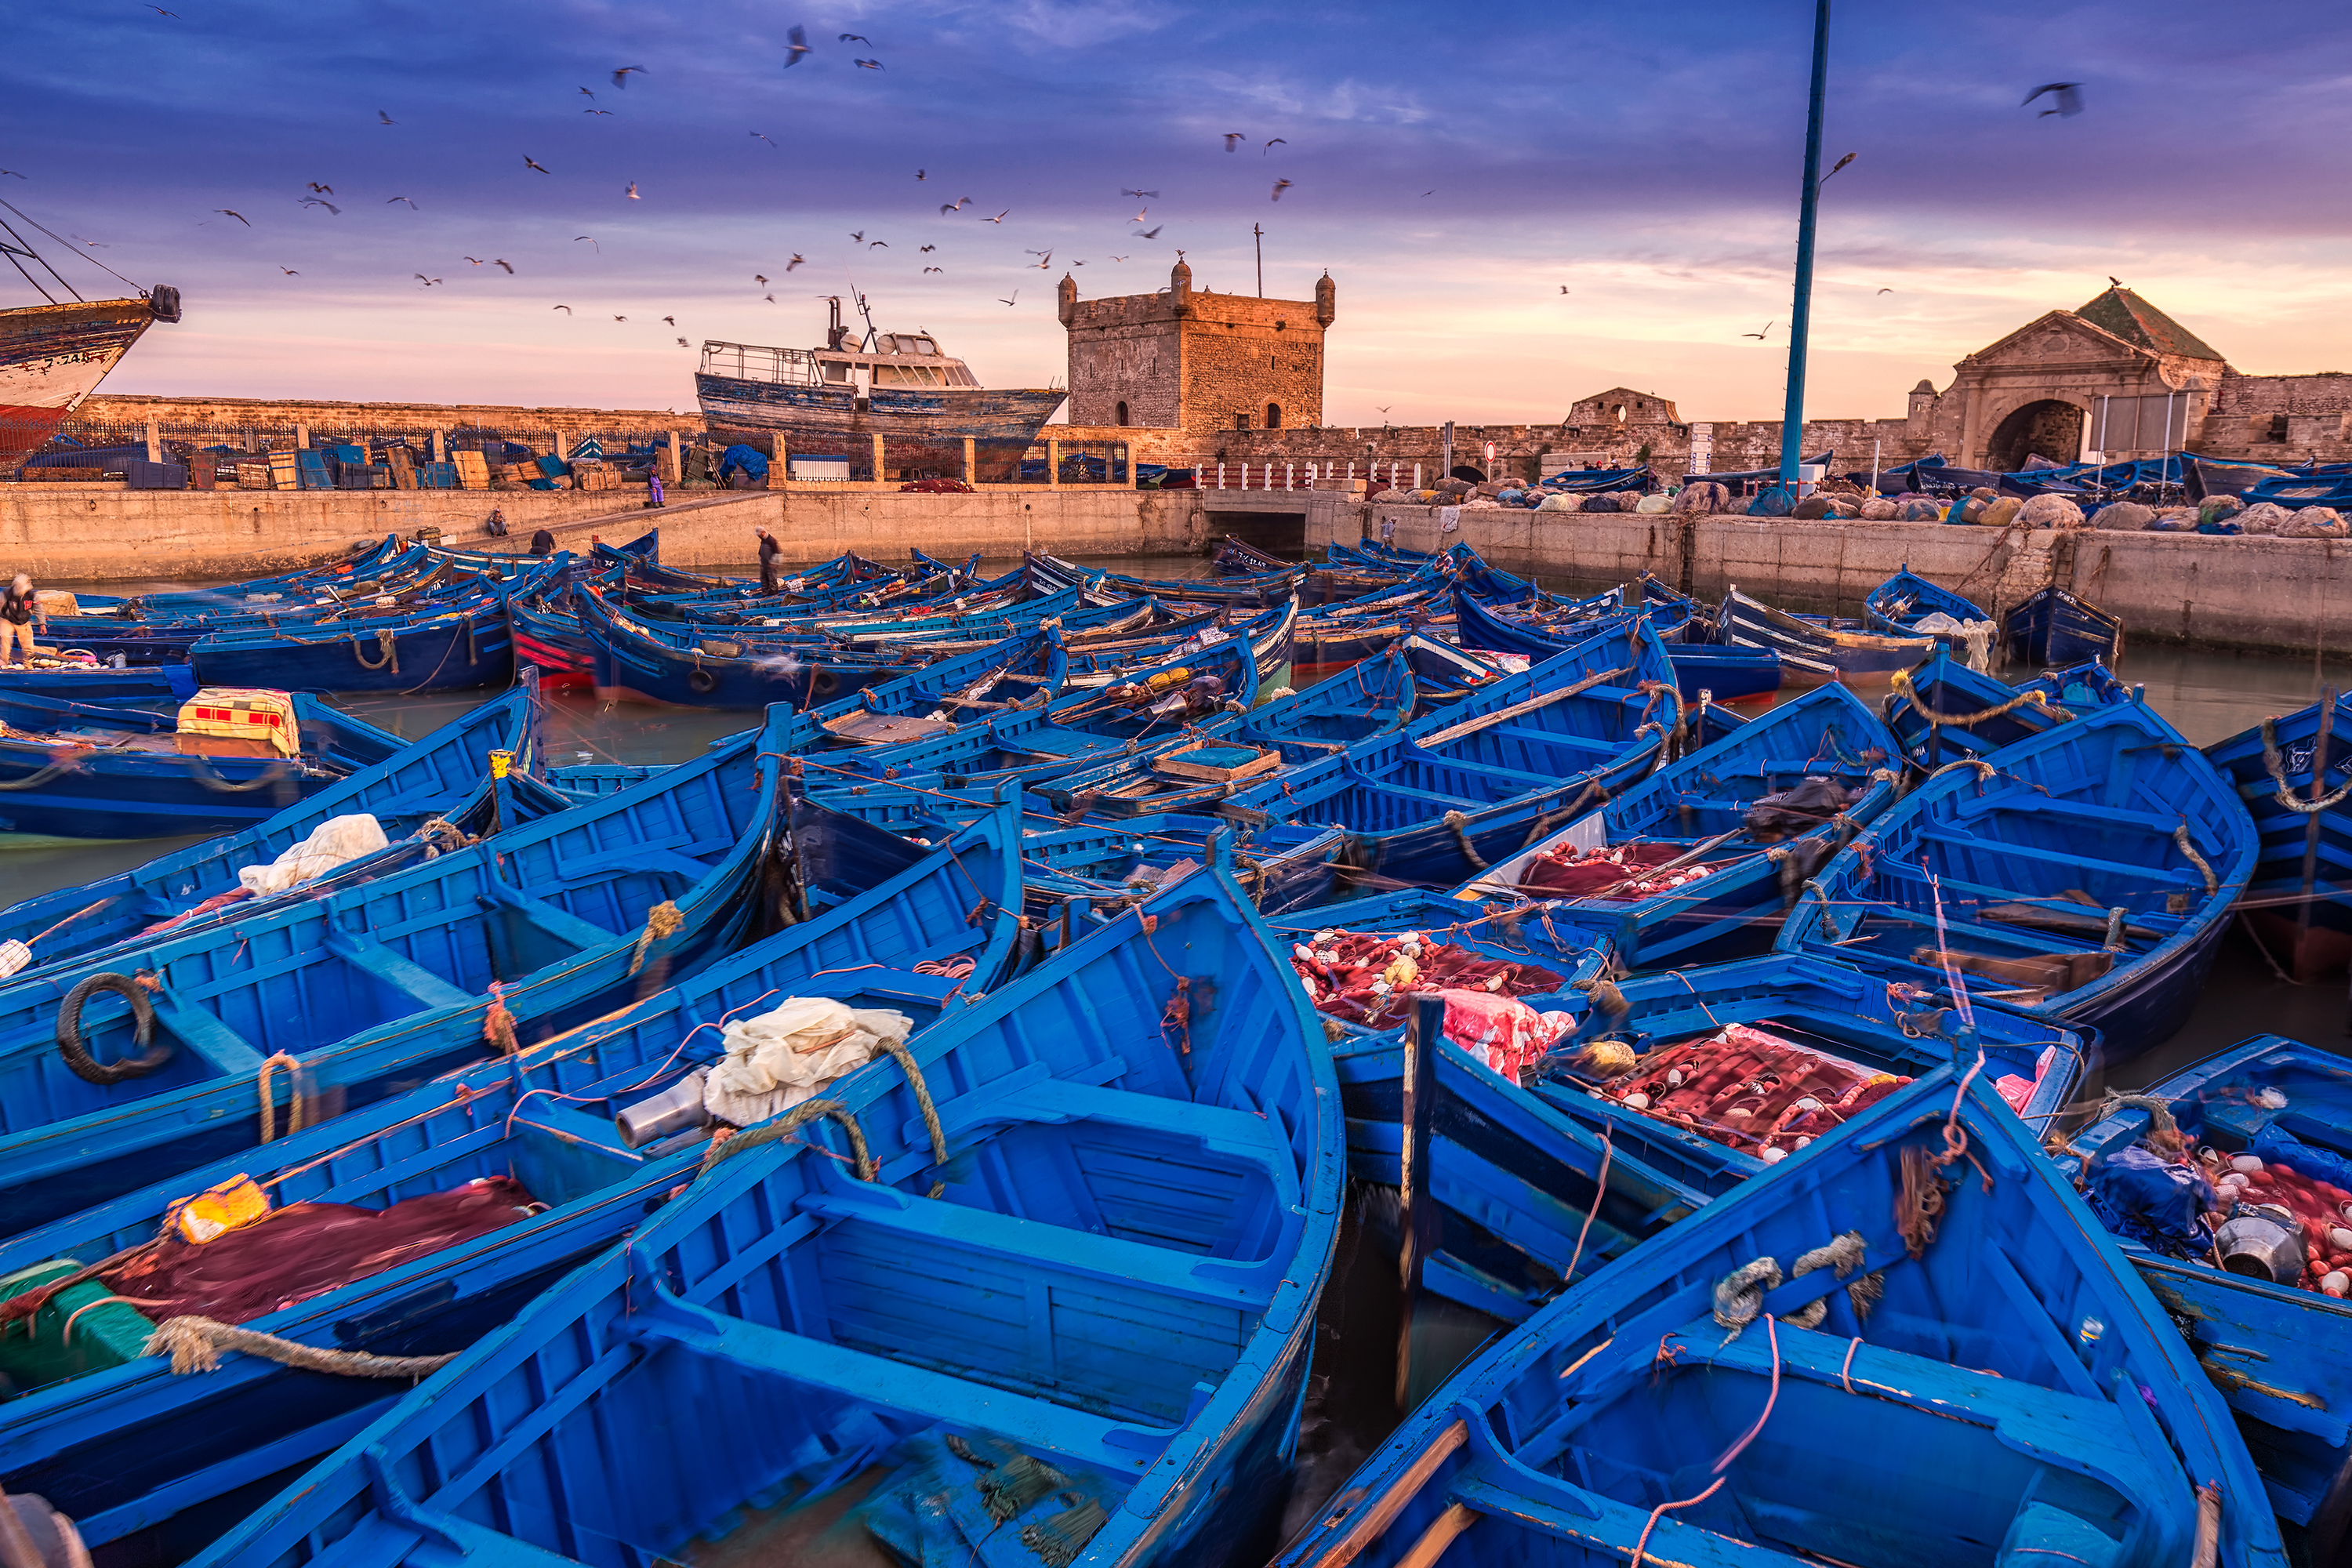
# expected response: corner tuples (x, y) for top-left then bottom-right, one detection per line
(2, 478), (2342, 661)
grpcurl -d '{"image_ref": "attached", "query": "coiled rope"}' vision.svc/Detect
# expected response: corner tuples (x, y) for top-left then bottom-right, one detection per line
(142, 1316), (452, 1378)
(353, 629), (399, 672)
(1710, 1257), (1782, 1343)
(2259, 717), (2352, 814)
(698, 1097), (875, 1181)
(1780, 1231), (1868, 1330)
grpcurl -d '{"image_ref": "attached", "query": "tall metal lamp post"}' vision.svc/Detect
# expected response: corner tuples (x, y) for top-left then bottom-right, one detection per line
(1775, 0), (1835, 495)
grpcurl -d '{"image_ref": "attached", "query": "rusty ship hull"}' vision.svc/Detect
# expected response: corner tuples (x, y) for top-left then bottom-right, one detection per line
(0, 297), (159, 470)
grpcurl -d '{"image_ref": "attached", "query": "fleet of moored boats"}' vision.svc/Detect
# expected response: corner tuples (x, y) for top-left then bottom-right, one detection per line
(0, 527), (2347, 1568)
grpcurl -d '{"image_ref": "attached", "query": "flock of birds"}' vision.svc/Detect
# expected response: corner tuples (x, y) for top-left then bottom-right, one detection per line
(79, 16), (2100, 361)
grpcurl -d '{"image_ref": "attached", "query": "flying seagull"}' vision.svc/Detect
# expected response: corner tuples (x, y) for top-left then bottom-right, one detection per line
(1109, 254), (1129, 262)
(1263, 138), (1285, 154)
(524, 156), (551, 173)
(494, 259), (514, 272)
(626, 181), (640, 198)
(584, 108), (612, 115)
(298, 196), (339, 214)
(386, 195), (416, 208)
(414, 274), (442, 286)
(998, 290), (1018, 306)
(939, 198), (970, 214)
(1121, 188), (1159, 198)
(1559, 285), (1570, 293)
(575, 235), (598, 251)
(1134, 225), (1162, 239)
(377, 110), (396, 125)
(613, 314), (627, 321)
(2023, 82), (2083, 117)
(854, 58), (882, 69)
(612, 65), (648, 87)
(983, 210), (1007, 223)
(664, 314), (676, 324)
(920, 245), (935, 252)
(869, 239), (887, 246)
(839, 32), (871, 42)
(786, 254), (804, 270)
(307, 182), (334, 194)
(751, 131), (775, 146)
(579, 86), (595, 99)
(278, 266), (298, 274)
(1270, 179), (1291, 201)
(923, 267), (942, 273)
(2108, 274), (2124, 287)
(1222, 133), (1245, 151)
(554, 304), (572, 313)
(215, 209), (250, 225)
(1878, 286), (1893, 294)
(1740, 320), (1773, 339)
(915, 169), (926, 180)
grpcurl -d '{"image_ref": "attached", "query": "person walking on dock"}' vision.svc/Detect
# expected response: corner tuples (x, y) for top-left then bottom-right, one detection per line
(1, 574), (43, 666)
(756, 527), (782, 593)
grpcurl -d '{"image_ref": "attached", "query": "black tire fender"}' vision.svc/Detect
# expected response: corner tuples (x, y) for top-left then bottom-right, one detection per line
(56, 971), (174, 1085)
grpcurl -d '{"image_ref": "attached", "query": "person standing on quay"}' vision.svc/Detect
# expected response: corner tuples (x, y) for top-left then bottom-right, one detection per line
(1, 575), (42, 666)
(757, 527), (782, 593)
(646, 470), (665, 508)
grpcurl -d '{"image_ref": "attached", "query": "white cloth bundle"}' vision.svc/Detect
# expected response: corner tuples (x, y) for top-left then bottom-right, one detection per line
(702, 996), (914, 1127)
(236, 814), (390, 895)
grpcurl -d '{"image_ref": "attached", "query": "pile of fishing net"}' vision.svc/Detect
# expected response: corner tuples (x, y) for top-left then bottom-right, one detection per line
(0, 1176), (539, 1333)
(1516, 841), (1711, 900)
(1288, 929), (1574, 1079)
(1586, 1022), (1911, 1161)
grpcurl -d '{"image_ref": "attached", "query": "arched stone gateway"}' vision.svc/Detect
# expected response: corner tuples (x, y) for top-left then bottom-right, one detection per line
(1985, 398), (2086, 471)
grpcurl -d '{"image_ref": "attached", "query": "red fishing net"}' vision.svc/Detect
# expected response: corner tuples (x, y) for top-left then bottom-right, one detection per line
(106, 1177), (537, 1324)
(2205, 1157), (2352, 1295)
(1289, 930), (1575, 1080)
(1595, 1023), (1911, 1161)
(1517, 842), (1713, 901)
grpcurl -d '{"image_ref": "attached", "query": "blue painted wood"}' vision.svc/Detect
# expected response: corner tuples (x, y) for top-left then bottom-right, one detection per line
(1777, 702), (2259, 1064)
(1719, 586), (1937, 680)
(0, 689), (410, 840)
(2005, 586), (2125, 667)
(2067, 1033), (2352, 1558)
(189, 596), (520, 695)
(0, 677), (543, 973)
(0, 708), (793, 1235)
(1271, 1064), (2288, 1568)
(0, 806), (1025, 1564)
(1461, 683), (1904, 969)
(182, 862), (1343, 1568)
(2204, 693), (2352, 982)
(1882, 648), (2081, 769)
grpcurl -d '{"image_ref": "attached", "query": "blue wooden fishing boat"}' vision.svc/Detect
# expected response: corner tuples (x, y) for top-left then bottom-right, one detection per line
(1882, 648), (2078, 769)
(0, 660), (196, 702)
(2005, 584), (2125, 667)
(1221, 621), (1680, 894)
(2203, 690), (2352, 981)
(1028, 547), (1306, 608)
(184, 862), (1343, 1568)
(1861, 561), (1991, 655)
(1778, 702), (2259, 1062)
(0, 710), (793, 1236)
(507, 583), (595, 691)
(0, 677), (543, 974)
(2067, 1033), (2352, 1561)
(0, 689), (411, 840)
(1528, 951), (2085, 1188)
(1271, 1062), (2288, 1568)
(581, 584), (919, 707)
(188, 584), (531, 695)
(1458, 683), (1904, 968)
(1719, 585), (1938, 680)
(0, 804), (1025, 1566)
(1452, 589), (1780, 701)
(2019, 657), (2136, 713)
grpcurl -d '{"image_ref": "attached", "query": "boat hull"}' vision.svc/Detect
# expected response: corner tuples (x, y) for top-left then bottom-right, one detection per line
(695, 372), (1066, 469)
(0, 298), (158, 471)
(2004, 585), (2124, 666)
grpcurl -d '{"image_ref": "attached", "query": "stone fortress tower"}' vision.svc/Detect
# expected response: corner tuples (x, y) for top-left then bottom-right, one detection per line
(1058, 262), (1334, 434)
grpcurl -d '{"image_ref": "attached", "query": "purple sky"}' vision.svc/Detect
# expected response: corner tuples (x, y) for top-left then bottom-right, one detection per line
(10, 0), (2350, 426)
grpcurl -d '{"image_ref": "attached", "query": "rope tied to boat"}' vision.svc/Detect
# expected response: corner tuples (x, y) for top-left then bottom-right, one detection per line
(1780, 1231), (1869, 1330)
(626, 898), (683, 977)
(2092, 1091), (2185, 1152)
(417, 816), (473, 857)
(1711, 1257), (1782, 1343)
(2259, 716), (2352, 814)
(353, 629), (399, 673)
(2173, 822), (2219, 897)
(698, 1098), (875, 1181)
(0, 746), (93, 793)
(1573, 976), (1629, 1034)
(873, 1037), (950, 1198)
(142, 1316), (454, 1379)
(256, 1051), (306, 1143)
(481, 981), (519, 1055)
(186, 755), (294, 794)
(1889, 667), (2067, 728)
(1439, 809), (1487, 871)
